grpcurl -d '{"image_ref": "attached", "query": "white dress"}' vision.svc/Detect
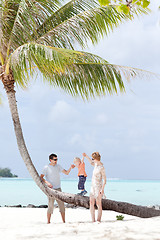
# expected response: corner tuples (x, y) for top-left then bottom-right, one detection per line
(90, 163), (106, 199)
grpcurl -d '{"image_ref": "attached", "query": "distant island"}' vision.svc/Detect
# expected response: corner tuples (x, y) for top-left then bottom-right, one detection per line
(0, 168), (18, 178)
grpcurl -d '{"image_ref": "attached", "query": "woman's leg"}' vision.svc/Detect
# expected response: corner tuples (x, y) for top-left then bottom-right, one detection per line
(96, 195), (102, 222)
(90, 196), (96, 222)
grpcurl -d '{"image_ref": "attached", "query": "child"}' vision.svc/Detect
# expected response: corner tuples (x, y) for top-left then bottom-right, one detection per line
(73, 156), (87, 196)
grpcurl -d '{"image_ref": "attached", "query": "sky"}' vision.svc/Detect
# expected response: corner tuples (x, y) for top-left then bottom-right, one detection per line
(0, 1), (160, 179)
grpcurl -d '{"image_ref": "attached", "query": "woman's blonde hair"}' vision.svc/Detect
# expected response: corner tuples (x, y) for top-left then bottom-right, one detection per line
(73, 157), (81, 163)
(92, 152), (101, 161)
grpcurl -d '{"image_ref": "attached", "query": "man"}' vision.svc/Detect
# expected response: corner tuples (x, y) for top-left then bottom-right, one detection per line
(40, 153), (74, 224)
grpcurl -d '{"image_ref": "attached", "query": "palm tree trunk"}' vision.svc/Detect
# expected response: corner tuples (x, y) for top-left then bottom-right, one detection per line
(2, 70), (49, 196)
(46, 187), (160, 218)
(7, 88), (49, 195)
(2, 70), (160, 219)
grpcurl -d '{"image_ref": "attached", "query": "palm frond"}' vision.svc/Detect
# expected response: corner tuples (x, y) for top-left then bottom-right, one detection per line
(0, 0), (149, 56)
(7, 43), (154, 99)
(0, 0), (62, 55)
(1, 0), (22, 54)
(32, 0), (98, 44)
(36, 5), (132, 49)
(35, 2), (149, 49)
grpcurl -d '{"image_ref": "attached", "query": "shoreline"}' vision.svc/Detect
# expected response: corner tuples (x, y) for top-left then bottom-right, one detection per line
(2, 177), (160, 181)
(0, 203), (82, 209)
(1, 203), (160, 210)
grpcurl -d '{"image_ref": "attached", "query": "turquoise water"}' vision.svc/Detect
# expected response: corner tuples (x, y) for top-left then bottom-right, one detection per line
(0, 178), (160, 206)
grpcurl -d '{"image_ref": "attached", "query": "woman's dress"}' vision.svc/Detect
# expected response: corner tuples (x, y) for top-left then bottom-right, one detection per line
(90, 163), (106, 199)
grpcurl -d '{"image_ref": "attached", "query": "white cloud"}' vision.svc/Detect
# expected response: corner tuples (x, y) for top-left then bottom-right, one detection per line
(69, 132), (97, 151)
(95, 113), (108, 125)
(69, 133), (81, 145)
(86, 0), (160, 74)
(49, 100), (79, 123)
(1, 1), (160, 179)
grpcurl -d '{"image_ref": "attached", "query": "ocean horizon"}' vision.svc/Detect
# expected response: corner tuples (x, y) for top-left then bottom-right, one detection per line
(0, 178), (160, 207)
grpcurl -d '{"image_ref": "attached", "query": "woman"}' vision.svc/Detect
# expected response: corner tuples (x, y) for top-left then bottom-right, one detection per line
(83, 152), (106, 222)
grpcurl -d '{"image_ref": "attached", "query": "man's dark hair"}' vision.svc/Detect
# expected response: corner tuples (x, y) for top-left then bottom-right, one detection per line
(49, 153), (57, 161)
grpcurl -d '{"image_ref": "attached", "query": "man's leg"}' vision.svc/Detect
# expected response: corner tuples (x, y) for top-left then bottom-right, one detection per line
(47, 212), (51, 224)
(57, 199), (65, 223)
(47, 197), (55, 224)
(55, 188), (65, 223)
(60, 211), (65, 223)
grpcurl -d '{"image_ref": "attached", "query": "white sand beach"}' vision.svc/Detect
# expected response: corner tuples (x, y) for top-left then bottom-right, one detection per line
(0, 208), (160, 240)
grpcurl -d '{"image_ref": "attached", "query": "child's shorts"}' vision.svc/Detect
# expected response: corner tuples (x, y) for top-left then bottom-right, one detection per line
(78, 175), (86, 190)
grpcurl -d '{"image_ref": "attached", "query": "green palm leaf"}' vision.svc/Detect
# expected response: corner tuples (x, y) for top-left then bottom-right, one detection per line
(0, 0), (149, 56)
(0, 0), (62, 56)
(8, 43), (153, 99)
(34, 2), (148, 49)
(35, 5), (132, 49)
(32, 0), (97, 40)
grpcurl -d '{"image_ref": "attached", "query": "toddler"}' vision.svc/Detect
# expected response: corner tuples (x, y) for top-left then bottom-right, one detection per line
(73, 156), (87, 196)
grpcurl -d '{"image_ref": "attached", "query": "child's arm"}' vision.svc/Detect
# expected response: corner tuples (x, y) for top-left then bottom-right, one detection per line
(83, 153), (94, 166)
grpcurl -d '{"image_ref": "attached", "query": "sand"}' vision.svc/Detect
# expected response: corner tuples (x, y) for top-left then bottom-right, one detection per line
(0, 207), (160, 240)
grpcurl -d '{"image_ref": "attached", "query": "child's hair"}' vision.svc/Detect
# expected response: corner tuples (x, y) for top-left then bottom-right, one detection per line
(92, 152), (101, 161)
(73, 157), (81, 163)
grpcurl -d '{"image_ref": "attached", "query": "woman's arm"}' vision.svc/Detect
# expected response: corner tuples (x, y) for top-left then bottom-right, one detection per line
(100, 167), (107, 194)
(83, 153), (94, 166)
(81, 156), (84, 163)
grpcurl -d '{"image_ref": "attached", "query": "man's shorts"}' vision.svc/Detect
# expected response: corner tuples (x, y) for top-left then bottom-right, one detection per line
(47, 188), (65, 214)
(78, 175), (86, 190)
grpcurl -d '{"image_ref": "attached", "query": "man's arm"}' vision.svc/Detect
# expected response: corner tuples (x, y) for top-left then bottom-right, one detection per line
(62, 164), (75, 175)
(83, 153), (94, 166)
(40, 174), (53, 188)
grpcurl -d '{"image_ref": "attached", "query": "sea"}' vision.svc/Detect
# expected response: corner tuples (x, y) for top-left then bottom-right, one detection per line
(0, 178), (160, 207)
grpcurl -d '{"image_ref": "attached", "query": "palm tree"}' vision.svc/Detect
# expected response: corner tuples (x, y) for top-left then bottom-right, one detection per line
(0, 0), (158, 218)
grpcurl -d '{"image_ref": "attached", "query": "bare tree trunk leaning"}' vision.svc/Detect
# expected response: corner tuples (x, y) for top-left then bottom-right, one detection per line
(2, 70), (49, 197)
(46, 188), (160, 218)
(2, 70), (160, 219)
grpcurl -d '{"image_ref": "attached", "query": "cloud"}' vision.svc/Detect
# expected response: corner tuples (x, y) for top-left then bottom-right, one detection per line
(1, 1), (160, 179)
(69, 134), (82, 146)
(49, 100), (79, 123)
(95, 113), (108, 125)
(86, 0), (160, 74)
(68, 132), (97, 151)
